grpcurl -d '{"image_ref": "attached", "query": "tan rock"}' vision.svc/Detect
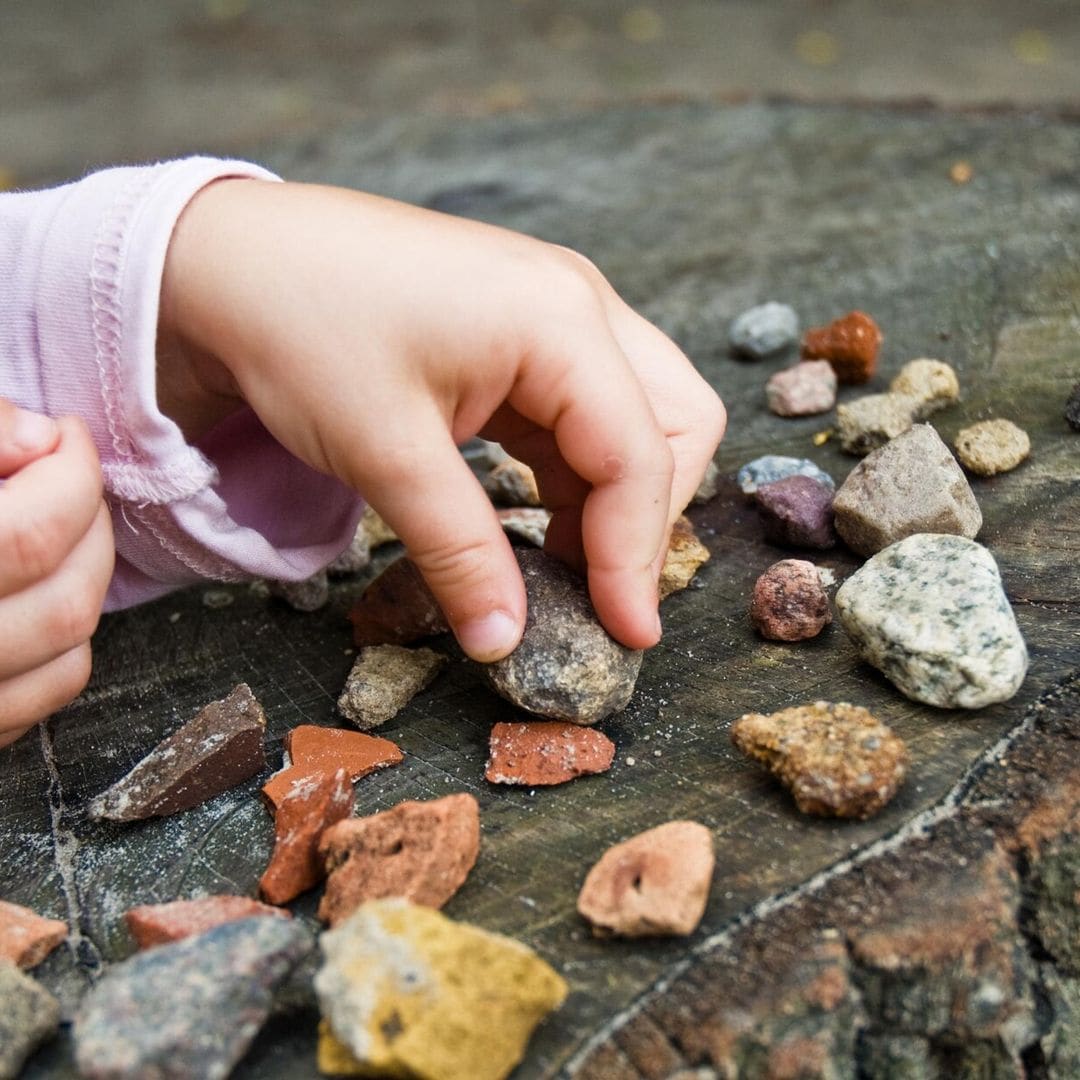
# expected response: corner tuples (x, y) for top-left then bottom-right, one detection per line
(836, 393), (918, 455)
(358, 504), (398, 549)
(485, 721), (615, 785)
(337, 644), (447, 731)
(659, 516), (711, 599)
(0, 900), (67, 969)
(954, 418), (1031, 476)
(482, 458), (541, 507)
(125, 895), (290, 949)
(888, 358), (960, 416)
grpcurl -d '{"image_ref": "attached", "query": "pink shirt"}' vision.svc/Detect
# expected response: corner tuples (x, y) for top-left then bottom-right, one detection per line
(0, 158), (364, 610)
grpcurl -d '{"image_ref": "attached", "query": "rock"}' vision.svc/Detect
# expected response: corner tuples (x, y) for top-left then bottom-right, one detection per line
(74, 916), (313, 1080)
(125, 896), (291, 949)
(766, 360), (837, 417)
(835, 533), (1028, 708)
(348, 556), (449, 647)
(888, 358), (960, 416)
(737, 455), (835, 495)
(326, 524), (373, 576)
(88, 683), (267, 822)
(318, 794), (480, 926)
(267, 570), (330, 611)
(728, 301), (799, 359)
(314, 899), (567, 1080)
(358, 504), (399, 549)
(731, 701), (908, 819)
(754, 475), (837, 549)
(482, 457), (541, 507)
(691, 459), (722, 504)
(750, 559), (832, 641)
(577, 821), (715, 937)
(0, 900), (67, 969)
(337, 644), (447, 730)
(485, 721), (616, 785)
(954, 418), (1031, 476)
(836, 392), (918, 455)
(0, 963), (60, 1077)
(261, 725), (402, 811)
(260, 767), (354, 905)
(497, 506), (551, 546)
(831, 424), (982, 556)
(484, 549), (643, 724)
(801, 310), (883, 384)
(659, 515), (711, 599)
(1066, 382), (1080, 431)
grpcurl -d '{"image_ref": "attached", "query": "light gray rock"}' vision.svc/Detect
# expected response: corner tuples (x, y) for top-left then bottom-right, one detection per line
(737, 455), (835, 495)
(338, 644), (448, 730)
(835, 533), (1028, 708)
(729, 302), (799, 359)
(836, 392), (918, 455)
(0, 963), (60, 1078)
(832, 424), (982, 555)
(268, 570), (330, 611)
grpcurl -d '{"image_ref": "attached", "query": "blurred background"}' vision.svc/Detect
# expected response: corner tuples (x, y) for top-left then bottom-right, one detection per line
(3, 0), (1079, 189)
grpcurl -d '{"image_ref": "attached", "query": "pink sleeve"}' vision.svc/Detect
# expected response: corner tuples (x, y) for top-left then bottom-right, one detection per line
(0, 158), (364, 611)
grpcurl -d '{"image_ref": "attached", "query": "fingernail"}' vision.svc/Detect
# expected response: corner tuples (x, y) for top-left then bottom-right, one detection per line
(12, 408), (57, 451)
(457, 610), (521, 662)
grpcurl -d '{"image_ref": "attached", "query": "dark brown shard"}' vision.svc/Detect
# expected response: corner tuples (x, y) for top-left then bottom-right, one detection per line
(348, 556), (449, 647)
(88, 684), (267, 822)
(125, 895), (291, 950)
(485, 720), (616, 786)
(318, 793), (480, 926)
(0, 900), (67, 969)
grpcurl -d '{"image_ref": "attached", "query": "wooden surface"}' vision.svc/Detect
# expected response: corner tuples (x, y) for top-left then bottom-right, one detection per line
(3, 102), (1078, 1078)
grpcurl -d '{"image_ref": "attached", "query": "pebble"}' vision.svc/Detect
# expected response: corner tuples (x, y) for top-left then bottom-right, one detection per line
(1066, 382), (1080, 431)
(801, 310), (883, 383)
(736, 455), (835, 495)
(268, 570), (329, 611)
(953, 419), (1031, 476)
(74, 916), (313, 1080)
(0, 963), (60, 1077)
(485, 721), (616, 786)
(835, 534), (1028, 708)
(358, 504), (399, 549)
(888, 358), (960, 416)
(348, 557), (449, 647)
(125, 896), (291, 950)
(836, 392), (918, 455)
(482, 458), (542, 507)
(318, 793), (480, 927)
(576, 821), (715, 937)
(730, 701), (908, 819)
(0, 900), (67, 969)
(659, 515), (711, 599)
(728, 301), (799, 359)
(88, 683), (267, 822)
(315, 899), (567, 1080)
(754, 475), (837, 549)
(749, 559), (832, 641)
(691, 459), (722, 504)
(337, 644), (447, 730)
(831, 424), (982, 556)
(497, 506), (551, 547)
(326, 524), (373, 576)
(765, 360), (837, 417)
(484, 549), (643, 724)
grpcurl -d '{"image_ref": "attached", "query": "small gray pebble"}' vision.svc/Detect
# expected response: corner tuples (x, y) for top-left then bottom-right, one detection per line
(729, 302), (799, 359)
(737, 455), (835, 495)
(0, 964), (60, 1077)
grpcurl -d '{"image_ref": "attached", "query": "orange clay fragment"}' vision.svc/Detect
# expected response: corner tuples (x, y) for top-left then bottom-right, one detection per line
(486, 721), (615, 786)
(125, 895), (290, 949)
(801, 310), (883, 384)
(0, 900), (67, 969)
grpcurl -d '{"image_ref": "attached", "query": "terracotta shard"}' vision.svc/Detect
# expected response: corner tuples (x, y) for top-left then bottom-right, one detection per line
(337, 645), (447, 731)
(486, 721), (616, 786)
(125, 895), (291, 950)
(0, 900), (67, 969)
(318, 793), (480, 926)
(658, 516), (711, 600)
(348, 557), (449, 647)
(87, 684), (267, 822)
(801, 310), (883, 384)
(260, 768), (354, 905)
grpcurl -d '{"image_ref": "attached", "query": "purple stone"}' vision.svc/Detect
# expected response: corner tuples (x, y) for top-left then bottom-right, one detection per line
(755, 475), (837, 550)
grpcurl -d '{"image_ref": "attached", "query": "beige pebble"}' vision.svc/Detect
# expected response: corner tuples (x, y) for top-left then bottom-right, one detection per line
(836, 393), (917, 455)
(889, 358), (960, 417)
(954, 419), (1031, 476)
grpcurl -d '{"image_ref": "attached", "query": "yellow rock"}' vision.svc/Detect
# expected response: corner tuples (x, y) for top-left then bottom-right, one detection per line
(315, 899), (568, 1080)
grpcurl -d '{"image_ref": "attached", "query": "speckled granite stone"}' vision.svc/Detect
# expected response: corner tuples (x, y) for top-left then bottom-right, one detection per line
(737, 455), (835, 496)
(728, 301), (799, 359)
(0, 963), (60, 1077)
(954, 418), (1031, 476)
(835, 533), (1028, 708)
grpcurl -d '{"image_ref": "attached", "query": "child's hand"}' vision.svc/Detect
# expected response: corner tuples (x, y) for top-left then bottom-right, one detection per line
(159, 181), (726, 661)
(0, 403), (114, 747)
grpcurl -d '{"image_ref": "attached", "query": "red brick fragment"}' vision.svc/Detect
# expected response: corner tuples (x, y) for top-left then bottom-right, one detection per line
(124, 895), (290, 950)
(801, 310), (883, 384)
(486, 721), (615, 786)
(260, 768), (353, 905)
(317, 793), (480, 926)
(0, 900), (67, 969)
(348, 557), (448, 647)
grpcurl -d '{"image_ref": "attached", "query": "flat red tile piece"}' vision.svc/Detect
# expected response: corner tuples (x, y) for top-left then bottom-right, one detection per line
(124, 895), (291, 949)
(0, 900), (67, 969)
(485, 721), (616, 786)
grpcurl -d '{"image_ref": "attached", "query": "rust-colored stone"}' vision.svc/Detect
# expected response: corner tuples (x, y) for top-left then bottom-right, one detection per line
(485, 721), (616, 786)
(750, 559), (832, 641)
(659, 515), (711, 600)
(318, 793), (480, 926)
(125, 895), (291, 949)
(348, 557), (448, 647)
(0, 900), (67, 969)
(801, 310), (883, 384)
(260, 768), (354, 904)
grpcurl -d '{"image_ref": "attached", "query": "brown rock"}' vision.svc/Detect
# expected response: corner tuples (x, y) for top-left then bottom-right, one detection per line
(659, 515), (711, 599)
(754, 475), (836, 549)
(801, 310), (883, 384)
(318, 793), (480, 926)
(482, 458), (542, 506)
(731, 701), (908, 819)
(88, 683), (267, 822)
(337, 645), (447, 731)
(125, 895), (291, 949)
(836, 392), (918, 455)
(954, 418), (1031, 476)
(750, 559), (832, 641)
(485, 721), (616, 786)
(260, 768), (354, 904)
(0, 900), (67, 969)
(577, 821), (715, 937)
(348, 556), (449, 647)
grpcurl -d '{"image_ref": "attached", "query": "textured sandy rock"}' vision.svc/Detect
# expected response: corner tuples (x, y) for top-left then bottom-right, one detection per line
(754, 475), (837, 549)
(0, 900), (67, 969)
(484, 549), (644, 724)
(482, 457), (541, 506)
(832, 424), (982, 556)
(577, 821), (715, 937)
(318, 793), (480, 926)
(0, 963), (60, 1077)
(731, 701), (908, 819)
(888, 358), (960, 415)
(268, 570), (329, 611)
(485, 721), (616, 785)
(954, 418), (1031, 475)
(348, 556), (449, 647)
(835, 533), (1028, 708)
(125, 896), (290, 950)
(750, 559), (832, 641)
(801, 310), (883, 383)
(315, 899), (567, 1080)
(88, 683), (267, 822)
(659, 515), (711, 599)
(737, 455), (835, 495)
(497, 506), (551, 546)
(766, 360), (837, 417)
(836, 392), (918, 455)
(728, 301), (799, 359)
(337, 644), (447, 730)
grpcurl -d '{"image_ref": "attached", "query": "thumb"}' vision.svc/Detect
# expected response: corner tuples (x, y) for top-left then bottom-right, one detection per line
(0, 401), (61, 478)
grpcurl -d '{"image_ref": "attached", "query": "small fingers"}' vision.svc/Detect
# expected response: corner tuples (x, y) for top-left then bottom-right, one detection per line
(0, 643), (93, 748)
(0, 400), (61, 478)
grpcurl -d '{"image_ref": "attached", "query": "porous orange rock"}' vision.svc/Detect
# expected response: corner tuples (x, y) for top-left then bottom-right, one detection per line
(125, 895), (290, 950)
(485, 721), (615, 786)
(659, 515), (711, 600)
(801, 310), (883, 384)
(0, 900), (67, 969)
(348, 557), (448, 647)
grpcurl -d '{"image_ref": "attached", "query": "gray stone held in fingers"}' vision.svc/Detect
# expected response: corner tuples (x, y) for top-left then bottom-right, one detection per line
(835, 533), (1028, 708)
(0, 963), (61, 1078)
